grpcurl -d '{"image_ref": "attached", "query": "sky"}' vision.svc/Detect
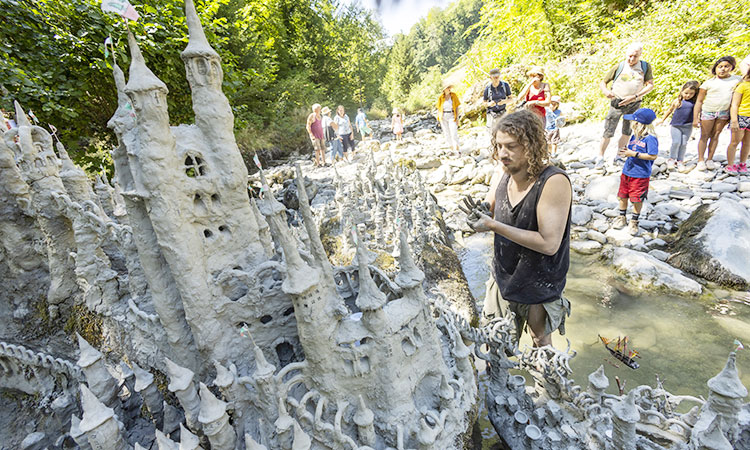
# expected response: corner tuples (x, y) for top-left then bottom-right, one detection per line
(344, 0), (452, 36)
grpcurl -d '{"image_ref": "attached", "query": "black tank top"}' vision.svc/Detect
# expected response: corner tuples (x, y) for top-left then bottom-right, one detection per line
(492, 165), (571, 305)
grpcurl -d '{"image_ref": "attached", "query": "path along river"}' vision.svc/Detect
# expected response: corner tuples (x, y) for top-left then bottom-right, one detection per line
(458, 232), (750, 448)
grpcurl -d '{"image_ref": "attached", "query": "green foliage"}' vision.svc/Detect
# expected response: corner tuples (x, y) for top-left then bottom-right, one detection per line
(1, 0), (387, 170)
(404, 66), (443, 112)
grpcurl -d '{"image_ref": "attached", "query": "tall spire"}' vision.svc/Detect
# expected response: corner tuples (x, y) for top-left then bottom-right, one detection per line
(354, 228), (387, 311)
(14, 101), (31, 128)
(112, 63), (130, 106)
(708, 352), (748, 399)
(395, 229), (424, 289)
(182, 0), (220, 60)
(294, 163), (334, 281)
(125, 31), (168, 94)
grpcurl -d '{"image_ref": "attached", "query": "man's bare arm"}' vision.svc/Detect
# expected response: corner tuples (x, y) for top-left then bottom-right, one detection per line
(482, 174), (571, 255)
(484, 167), (503, 215)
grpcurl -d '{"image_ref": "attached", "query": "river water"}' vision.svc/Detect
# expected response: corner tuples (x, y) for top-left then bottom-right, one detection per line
(458, 232), (750, 448)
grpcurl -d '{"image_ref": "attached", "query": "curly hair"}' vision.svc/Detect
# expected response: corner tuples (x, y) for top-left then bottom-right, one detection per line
(491, 109), (548, 178)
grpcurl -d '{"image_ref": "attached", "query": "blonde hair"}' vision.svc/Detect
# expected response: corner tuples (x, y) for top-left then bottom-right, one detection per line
(632, 122), (655, 139)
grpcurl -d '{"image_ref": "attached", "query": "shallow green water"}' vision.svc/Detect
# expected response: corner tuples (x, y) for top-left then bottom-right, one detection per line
(459, 232), (750, 447)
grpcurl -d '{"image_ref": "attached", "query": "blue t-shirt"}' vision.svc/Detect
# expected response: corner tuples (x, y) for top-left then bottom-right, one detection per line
(623, 134), (659, 178)
(355, 112), (366, 128)
(545, 108), (562, 130)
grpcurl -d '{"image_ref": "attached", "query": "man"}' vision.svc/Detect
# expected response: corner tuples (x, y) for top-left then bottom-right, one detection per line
(484, 68), (513, 132)
(306, 103), (326, 167)
(462, 109), (572, 347)
(597, 43), (655, 167)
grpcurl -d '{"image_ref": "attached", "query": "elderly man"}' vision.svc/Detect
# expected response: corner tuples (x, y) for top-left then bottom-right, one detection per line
(597, 43), (655, 167)
(306, 103), (326, 167)
(463, 109), (572, 347)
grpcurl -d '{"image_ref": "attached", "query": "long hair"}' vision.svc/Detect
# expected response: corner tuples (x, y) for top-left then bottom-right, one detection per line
(632, 121), (655, 139)
(679, 80), (700, 102)
(711, 56), (736, 75)
(491, 110), (548, 178)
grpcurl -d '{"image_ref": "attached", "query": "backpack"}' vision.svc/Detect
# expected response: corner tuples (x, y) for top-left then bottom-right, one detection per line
(485, 82), (511, 101)
(614, 60), (650, 81)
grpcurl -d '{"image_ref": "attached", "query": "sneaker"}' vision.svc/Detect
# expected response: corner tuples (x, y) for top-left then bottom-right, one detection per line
(725, 164), (739, 174)
(628, 220), (640, 235)
(706, 160), (716, 170)
(613, 216), (627, 229)
(677, 161), (686, 172)
(595, 157), (605, 168)
(613, 156), (624, 165)
(667, 159), (676, 169)
(739, 163), (748, 174)
(696, 161), (706, 171)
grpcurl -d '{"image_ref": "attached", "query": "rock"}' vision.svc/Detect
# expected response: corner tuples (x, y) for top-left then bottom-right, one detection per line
(416, 157), (441, 170)
(427, 167), (449, 185)
(571, 240), (603, 255)
(585, 175), (621, 203)
(586, 230), (607, 244)
(605, 228), (633, 247)
(669, 188), (694, 200)
(450, 165), (475, 185)
(603, 209), (620, 218)
(646, 238), (666, 248)
(611, 247), (702, 295)
(711, 182), (736, 193)
(637, 220), (658, 230)
(648, 250), (670, 261)
(571, 205), (593, 226)
(653, 203), (680, 217)
(669, 198), (750, 289)
(739, 181), (750, 192)
(629, 237), (645, 247)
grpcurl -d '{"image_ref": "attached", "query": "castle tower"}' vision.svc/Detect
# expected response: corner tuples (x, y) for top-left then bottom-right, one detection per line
(703, 352), (747, 441)
(78, 384), (128, 450)
(611, 390), (638, 450)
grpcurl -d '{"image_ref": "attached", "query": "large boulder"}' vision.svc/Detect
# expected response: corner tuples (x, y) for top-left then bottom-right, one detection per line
(669, 198), (750, 289)
(612, 247), (702, 296)
(585, 175), (621, 203)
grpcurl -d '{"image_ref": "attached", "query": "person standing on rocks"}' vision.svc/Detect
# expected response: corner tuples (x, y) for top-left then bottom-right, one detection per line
(355, 108), (372, 140)
(463, 109), (572, 348)
(726, 68), (750, 174)
(517, 66), (551, 120)
(693, 56), (741, 171)
(484, 68), (513, 132)
(306, 103), (327, 167)
(334, 105), (355, 162)
(391, 108), (404, 141)
(656, 80), (699, 171)
(613, 108), (659, 235)
(322, 107), (343, 163)
(597, 43), (654, 167)
(437, 83), (460, 153)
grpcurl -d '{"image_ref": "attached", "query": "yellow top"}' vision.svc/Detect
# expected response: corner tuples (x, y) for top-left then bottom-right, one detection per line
(736, 81), (750, 117)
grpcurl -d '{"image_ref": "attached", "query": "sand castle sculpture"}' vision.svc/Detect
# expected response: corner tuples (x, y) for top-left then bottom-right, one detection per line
(0, 1), (749, 449)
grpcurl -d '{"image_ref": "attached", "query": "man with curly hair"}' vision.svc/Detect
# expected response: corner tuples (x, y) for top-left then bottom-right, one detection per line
(466, 109), (572, 347)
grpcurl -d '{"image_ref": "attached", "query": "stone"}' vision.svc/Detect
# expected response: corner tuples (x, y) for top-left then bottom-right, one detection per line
(605, 228), (633, 246)
(648, 249), (670, 261)
(611, 247), (702, 295)
(415, 157), (441, 170)
(637, 220), (658, 230)
(712, 182), (736, 193)
(571, 205), (593, 226)
(653, 203), (680, 216)
(670, 198), (750, 289)
(739, 181), (750, 193)
(570, 240), (602, 255)
(585, 175), (621, 203)
(586, 230), (607, 244)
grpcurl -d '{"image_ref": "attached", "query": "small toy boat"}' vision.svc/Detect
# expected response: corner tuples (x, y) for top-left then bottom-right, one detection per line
(599, 335), (641, 370)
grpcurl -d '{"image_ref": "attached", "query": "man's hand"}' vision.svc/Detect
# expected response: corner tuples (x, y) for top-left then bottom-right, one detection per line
(619, 95), (637, 107)
(604, 90), (616, 99)
(459, 196), (493, 232)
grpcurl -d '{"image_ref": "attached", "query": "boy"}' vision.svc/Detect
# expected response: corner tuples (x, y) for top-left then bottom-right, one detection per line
(545, 95), (565, 155)
(613, 108), (658, 235)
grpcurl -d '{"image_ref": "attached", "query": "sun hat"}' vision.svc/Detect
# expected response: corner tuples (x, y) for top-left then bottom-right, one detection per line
(442, 82), (453, 91)
(623, 108), (657, 125)
(526, 66), (545, 77)
(321, 106), (331, 114)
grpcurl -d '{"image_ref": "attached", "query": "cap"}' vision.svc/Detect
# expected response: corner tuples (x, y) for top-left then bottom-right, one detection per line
(623, 108), (656, 125)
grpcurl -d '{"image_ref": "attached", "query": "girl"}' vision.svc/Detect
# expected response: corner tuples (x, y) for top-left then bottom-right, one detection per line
(657, 80), (699, 171)
(391, 108), (404, 141)
(437, 84), (460, 152)
(334, 105), (354, 163)
(693, 56), (741, 171)
(517, 66), (551, 119)
(726, 69), (750, 173)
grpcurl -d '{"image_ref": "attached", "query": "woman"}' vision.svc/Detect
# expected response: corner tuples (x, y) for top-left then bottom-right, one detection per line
(517, 66), (551, 120)
(391, 108), (404, 141)
(334, 105), (355, 162)
(437, 83), (460, 152)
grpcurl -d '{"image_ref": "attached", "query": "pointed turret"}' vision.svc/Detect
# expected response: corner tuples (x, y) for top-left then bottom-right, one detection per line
(292, 422), (312, 450)
(354, 229), (387, 312)
(353, 395), (376, 446)
(587, 365), (609, 401)
(708, 352), (748, 399)
(164, 358), (201, 430)
(253, 341), (276, 378)
(198, 382), (236, 448)
(395, 229), (424, 290)
(78, 384), (128, 450)
(154, 429), (178, 450)
(179, 423), (202, 450)
(125, 32), (168, 95)
(14, 100), (31, 128)
(181, 0), (220, 60)
(294, 163), (334, 283)
(245, 434), (268, 450)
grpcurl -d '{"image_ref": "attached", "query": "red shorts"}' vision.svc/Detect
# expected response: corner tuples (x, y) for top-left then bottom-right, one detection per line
(617, 174), (649, 203)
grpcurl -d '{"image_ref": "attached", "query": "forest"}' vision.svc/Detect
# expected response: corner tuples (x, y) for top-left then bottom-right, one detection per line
(1, 0), (748, 170)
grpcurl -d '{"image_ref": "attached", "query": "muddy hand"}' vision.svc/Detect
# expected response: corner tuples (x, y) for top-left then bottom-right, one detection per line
(459, 196), (492, 231)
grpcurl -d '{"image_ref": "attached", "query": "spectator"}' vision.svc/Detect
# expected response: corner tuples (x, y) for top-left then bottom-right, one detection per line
(322, 107), (344, 163)
(726, 67), (750, 173)
(693, 56), (741, 171)
(355, 108), (372, 140)
(613, 108), (659, 235)
(597, 43), (655, 167)
(656, 80), (699, 171)
(391, 108), (404, 141)
(545, 95), (564, 156)
(484, 68), (513, 132)
(306, 103), (326, 167)
(437, 83), (460, 153)
(334, 105), (355, 162)
(517, 66), (551, 120)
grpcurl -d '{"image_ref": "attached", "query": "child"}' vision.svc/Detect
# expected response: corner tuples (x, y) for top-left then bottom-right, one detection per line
(613, 108), (658, 235)
(355, 108), (372, 140)
(726, 69), (750, 173)
(656, 80), (699, 171)
(544, 95), (565, 155)
(693, 56), (741, 171)
(391, 108), (404, 141)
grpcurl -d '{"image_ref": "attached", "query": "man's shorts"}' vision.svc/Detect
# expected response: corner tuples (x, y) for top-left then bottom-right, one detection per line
(310, 137), (325, 153)
(545, 128), (561, 145)
(482, 278), (570, 343)
(603, 101), (641, 138)
(739, 115), (750, 130)
(617, 173), (649, 203)
(700, 110), (730, 121)
(329, 139), (344, 158)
